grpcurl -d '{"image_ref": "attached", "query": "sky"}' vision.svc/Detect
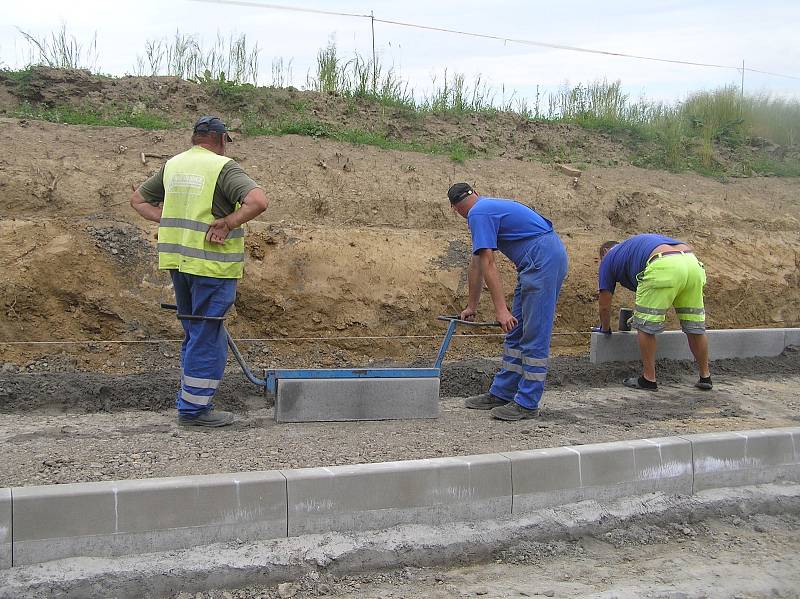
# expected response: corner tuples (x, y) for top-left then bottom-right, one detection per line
(2, 0), (799, 108)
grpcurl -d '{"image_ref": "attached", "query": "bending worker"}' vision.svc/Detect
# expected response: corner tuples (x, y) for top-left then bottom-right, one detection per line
(449, 183), (568, 421)
(595, 234), (712, 391)
(130, 116), (268, 427)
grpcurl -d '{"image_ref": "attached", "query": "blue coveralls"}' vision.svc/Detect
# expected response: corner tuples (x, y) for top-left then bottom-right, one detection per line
(468, 198), (568, 409)
(171, 271), (237, 416)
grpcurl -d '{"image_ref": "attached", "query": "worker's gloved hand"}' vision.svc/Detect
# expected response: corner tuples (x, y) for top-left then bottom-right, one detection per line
(591, 326), (612, 335)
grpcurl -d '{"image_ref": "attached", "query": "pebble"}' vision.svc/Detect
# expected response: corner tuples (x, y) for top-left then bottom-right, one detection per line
(317, 583), (332, 595)
(277, 582), (298, 598)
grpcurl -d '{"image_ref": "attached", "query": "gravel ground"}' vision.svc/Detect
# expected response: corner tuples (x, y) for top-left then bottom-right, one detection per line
(177, 512), (800, 599)
(1, 351), (798, 487)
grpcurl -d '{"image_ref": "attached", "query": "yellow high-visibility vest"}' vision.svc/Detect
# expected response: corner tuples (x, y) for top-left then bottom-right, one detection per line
(158, 146), (244, 279)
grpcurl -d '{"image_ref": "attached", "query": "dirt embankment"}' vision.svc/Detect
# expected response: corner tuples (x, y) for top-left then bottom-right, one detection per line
(1, 69), (800, 371)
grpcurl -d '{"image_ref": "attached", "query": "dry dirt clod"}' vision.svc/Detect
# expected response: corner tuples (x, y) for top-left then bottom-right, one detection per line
(557, 164), (582, 177)
(277, 582), (298, 598)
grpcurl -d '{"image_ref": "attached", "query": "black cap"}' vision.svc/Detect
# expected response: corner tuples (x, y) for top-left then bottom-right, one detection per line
(448, 182), (474, 204)
(193, 115), (233, 142)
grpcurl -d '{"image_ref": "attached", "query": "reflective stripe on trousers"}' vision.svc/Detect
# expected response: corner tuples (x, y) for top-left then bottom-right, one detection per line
(489, 232), (568, 409)
(171, 270), (237, 416)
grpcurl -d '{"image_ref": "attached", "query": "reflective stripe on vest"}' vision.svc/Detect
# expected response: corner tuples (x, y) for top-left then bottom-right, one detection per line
(158, 146), (245, 279)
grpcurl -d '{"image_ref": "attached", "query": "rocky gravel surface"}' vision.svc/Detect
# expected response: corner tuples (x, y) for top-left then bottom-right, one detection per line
(1, 352), (798, 487)
(163, 512), (800, 599)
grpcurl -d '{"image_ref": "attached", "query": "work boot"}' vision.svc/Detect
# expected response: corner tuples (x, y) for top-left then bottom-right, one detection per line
(490, 401), (539, 421)
(695, 376), (713, 390)
(464, 393), (509, 410)
(178, 409), (234, 428)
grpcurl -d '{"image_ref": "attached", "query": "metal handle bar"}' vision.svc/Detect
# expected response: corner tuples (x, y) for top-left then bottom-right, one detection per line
(436, 315), (501, 327)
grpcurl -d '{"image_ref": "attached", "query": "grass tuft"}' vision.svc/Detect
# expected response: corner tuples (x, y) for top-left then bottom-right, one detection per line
(6, 30), (800, 176)
(13, 102), (173, 130)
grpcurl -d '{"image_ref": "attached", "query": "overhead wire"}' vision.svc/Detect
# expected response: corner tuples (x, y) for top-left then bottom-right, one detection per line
(188, 0), (800, 80)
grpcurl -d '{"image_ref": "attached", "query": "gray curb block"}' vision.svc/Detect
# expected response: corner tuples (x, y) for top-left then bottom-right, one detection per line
(3, 483), (800, 599)
(2, 426), (799, 570)
(589, 327), (800, 363)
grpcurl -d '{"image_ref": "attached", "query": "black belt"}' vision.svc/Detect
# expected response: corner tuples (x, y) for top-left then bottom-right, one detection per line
(648, 250), (692, 264)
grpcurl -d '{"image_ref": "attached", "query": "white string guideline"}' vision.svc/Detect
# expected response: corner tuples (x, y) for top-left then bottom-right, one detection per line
(0, 331), (589, 346)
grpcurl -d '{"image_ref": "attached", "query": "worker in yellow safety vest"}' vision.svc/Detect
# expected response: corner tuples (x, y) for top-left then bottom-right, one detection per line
(131, 116), (268, 427)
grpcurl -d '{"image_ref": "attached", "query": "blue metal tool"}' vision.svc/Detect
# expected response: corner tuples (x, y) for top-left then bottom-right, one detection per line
(161, 303), (499, 421)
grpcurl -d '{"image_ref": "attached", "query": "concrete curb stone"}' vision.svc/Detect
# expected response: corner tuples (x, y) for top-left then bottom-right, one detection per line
(684, 427), (800, 492)
(3, 426), (799, 569)
(11, 470), (287, 566)
(283, 453), (512, 536)
(589, 328), (799, 364)
(503, 436), (693, 513)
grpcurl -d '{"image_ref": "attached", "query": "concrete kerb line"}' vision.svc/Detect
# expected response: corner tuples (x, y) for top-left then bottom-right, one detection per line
(589, 327), (800, 364)
(2, 483), (800, 599)
(2, 427), (800, 572)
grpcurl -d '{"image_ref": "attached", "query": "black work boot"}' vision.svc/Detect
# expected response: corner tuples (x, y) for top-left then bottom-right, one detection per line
(490, 401), (540, 421)
(178, 410), (234, 428)
(695, 376), (713, 390)
(464, 393), (509, 410)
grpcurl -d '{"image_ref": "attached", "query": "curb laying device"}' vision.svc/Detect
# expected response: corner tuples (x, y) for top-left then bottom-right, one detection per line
(162, 304), (499, 423)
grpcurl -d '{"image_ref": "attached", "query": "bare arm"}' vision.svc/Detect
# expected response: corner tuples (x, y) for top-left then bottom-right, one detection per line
(206, 187), (269, 244)
(130, 189), (162, 223)
(460, 254), (484, 320)
(598, 290), (613, 331)
(478, 249), (517, 333)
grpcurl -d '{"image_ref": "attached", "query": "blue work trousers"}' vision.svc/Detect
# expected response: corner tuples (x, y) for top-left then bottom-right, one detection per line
(489, 231), (568, 409)
(170, 271), (237, 416)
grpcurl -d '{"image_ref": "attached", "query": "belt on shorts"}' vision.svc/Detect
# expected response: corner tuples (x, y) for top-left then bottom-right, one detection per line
(647, 250), (693, 265)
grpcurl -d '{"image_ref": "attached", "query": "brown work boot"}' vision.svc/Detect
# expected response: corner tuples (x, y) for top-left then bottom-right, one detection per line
(490, 401), (540, 421)
(464, 393), (509, 410)
(178, 410), (234, 428)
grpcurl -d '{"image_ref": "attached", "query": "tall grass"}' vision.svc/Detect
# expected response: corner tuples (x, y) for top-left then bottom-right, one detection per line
(306, 41), (413, 107)
(134, 31), (260, 84)
(745, 94), (800, 147)
(271, 57), (293, 88)
(422, 71), (497, 113)
(548, 80), (676, 130)
(6, 28), (800, 175)
(16, 25), (98, 71)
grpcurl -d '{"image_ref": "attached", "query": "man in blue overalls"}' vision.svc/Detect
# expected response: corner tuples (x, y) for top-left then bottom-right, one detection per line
(449, 183), (569, 421)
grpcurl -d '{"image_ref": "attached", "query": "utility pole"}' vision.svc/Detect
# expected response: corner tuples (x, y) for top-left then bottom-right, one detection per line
(371, 10), (377, 93)
(741, 59), (745, 98)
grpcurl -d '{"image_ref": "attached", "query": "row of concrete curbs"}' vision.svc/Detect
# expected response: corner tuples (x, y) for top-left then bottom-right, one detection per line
(590, 327), (800, 363)
(2, 426), (799, 569)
